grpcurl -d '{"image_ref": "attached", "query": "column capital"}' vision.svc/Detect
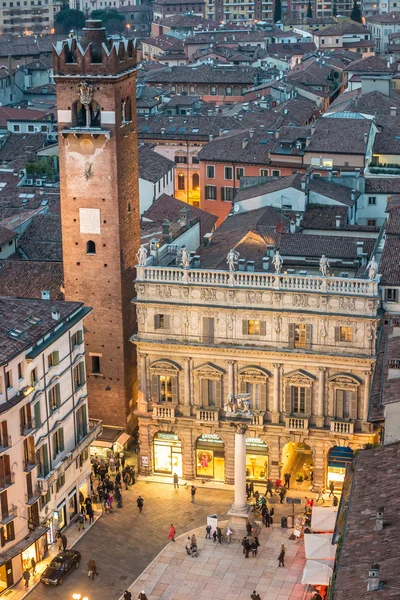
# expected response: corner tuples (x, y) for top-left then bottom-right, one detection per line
(364, 370), (372, 376)
(138, 353), (147, 359)
(272, 363), (282, 369)
(317, 366), (326, 372)
(184, 357), (192, 362)
(227, 360), (236, 365)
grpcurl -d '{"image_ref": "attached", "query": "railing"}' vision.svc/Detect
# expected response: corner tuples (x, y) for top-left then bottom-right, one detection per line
(0, 472), (15, 490)
(0, 435), (12, 452)
(0, 504), (18, 524)
(23, 456), (38, 472)
(21, 419), (35, 437)
(196, 408), (220, 423)
(25, 484), (43, 505)
(285, 417), (309, 430)
(251, 412), (265, 426)
(152, 405), (176, 420)
(330, 420), (354, 434)
(136, 266), (379, 297)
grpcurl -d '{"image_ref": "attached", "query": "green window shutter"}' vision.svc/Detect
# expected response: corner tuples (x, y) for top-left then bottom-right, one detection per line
(48, 391), (53, 413)
(285, 385), (292, 413)
(151, 375), (159, 402)
(79, 362), (85, 387)
(59, 428), (64, 453)
(154, 314), (160, 329)
(259, 321), (266, 336)
(242, 320), (249, 335)
(288, 323), (295, 349)
(164, 315), (170, 329)
(201, 378), (209, 406)
(350, 391), (358, 419)
(305, 387), (312, 415)
(77, 330), (83, 345)
(260, 383), (267, 411)
(171, 377), (178, 403)
(336, 389), (344, 418)
(334, 327), (340, 343)
(52, 435), (57, 460)
(54, 351), (60, 366)
(55, 384), (61, 407)
(42, 443), (49, 474)
(34, 401), (41, 428)
(306, 324), (312, 350)
(215, 380), (222, 407)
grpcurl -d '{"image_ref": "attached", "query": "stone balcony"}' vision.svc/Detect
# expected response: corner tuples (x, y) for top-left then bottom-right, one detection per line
(195, 408), (221, 424)
(285, 416), (309, 430)
(251, 412), (265, 427)
(152, 404), (177, 421)
(330, 419), (354, 434)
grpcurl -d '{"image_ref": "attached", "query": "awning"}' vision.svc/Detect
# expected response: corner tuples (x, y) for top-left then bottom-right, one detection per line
(328, 447), (354, 464)
(304, 534), (337, 560)
(301, 560), (333, 586)
(311, 507), (338, 532)
(116, 432), (130, 446)
(92, 431), (130, 449)
(0, 526), (49, 567)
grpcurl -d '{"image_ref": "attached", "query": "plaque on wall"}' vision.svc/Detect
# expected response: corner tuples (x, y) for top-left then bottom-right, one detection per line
(79, 208), (101, 234)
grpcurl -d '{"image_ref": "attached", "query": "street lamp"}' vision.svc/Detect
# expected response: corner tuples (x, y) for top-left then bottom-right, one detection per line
(72, 595), (88, 600)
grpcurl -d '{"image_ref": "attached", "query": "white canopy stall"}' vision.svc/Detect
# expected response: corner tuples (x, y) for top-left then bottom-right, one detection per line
(304, 534), (337, 561)
(301, 560), (334, 586)
(310, 507), (338, 532)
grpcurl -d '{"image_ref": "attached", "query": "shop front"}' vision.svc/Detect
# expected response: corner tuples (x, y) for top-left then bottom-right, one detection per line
(54, 501), (67, 532)
(91, 426), (131, 460)
(327, 446), (354, 489)
(68, 489), (78, 522)
(153, 432), (182, 477)
(0, 560), (13, 594)
(195, 434), (225, 480)
(0, 526), (48, 595)
(246, 438), (269, 481)
(21, 541), (38, 572)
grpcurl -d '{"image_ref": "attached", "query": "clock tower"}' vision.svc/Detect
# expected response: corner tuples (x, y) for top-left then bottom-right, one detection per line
(53, 21), (140, 428)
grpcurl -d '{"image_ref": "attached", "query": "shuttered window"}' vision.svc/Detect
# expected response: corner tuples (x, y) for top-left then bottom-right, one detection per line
(48, 383), (61, 412)
(203, 317), (215, 344)
(242, 320), (266, 336)
(151, 375), (178, 403)
(335, 326), (353, 342)
(240, 380), (267, 411)
(52, 427), (64, 459)
(335, 389), (357, 419)
(47, 350), (60, 369)
(200, 379), (222, 407)
(154, 314), (170, 330)
(289, 323), (312, 349)
(286, 386), (312, 415)
(73, 362), (85, 390)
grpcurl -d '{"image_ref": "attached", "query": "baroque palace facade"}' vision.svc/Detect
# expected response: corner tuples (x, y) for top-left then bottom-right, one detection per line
(133, 266), (379, 490)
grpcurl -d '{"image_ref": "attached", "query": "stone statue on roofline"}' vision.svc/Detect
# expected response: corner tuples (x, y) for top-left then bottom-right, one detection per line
(319, 255), (330, 277)
(180, 246), (191, 269)
(367, 255), (378, 281)
(272, 249), (283, 274)
(226, 249), (240, 271)
(136, 245), (148, 266)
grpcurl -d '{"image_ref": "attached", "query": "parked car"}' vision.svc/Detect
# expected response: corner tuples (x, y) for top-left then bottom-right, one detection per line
(40, 550), (81, 586)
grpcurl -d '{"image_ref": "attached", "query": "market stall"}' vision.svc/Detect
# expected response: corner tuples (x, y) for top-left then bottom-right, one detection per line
(301, 560), (334, 586)
(311, 507), (338, 533)
(304, 534), (337, 561)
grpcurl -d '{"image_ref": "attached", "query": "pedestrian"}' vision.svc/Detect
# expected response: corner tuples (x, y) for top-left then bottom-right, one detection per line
(124, 471), (130, 490)
(226, 527), (233, 543)
(332, 495), (339, 507)
(251, 539), (258, 557)
(124, 591), (132, 600)
(78, 510), (86, 531)
(130, 466), (135, 485)
(205, 524), (212, 539)
(269, 507), (274, 525)
(120, 452), (126, 469)
(87, 559), (98, 580)
(246, 522), (252, 536)
(216, 526), (222, 544)
(246, 482), (250, 499)
(244, 538), (251, 559)
(241, 536), (248, 554)
(284, 473), (291, 489)
(264, 511), (271, 528)
(115, 455), (120, 472)
(138, 591), (148, 600)
(31, 557), (36, 575)
(191, 542), (199, 558)
(251, 591), (261, 600)
(23, 569), (30, 587)
(278, 549), (285, 567)
(249, 482), (254, 497)
(254, 490), (260, 504)
(185, 537), (192, 556)
(137, 496), (144, 513)
(279, 489), (286, 504)
(190, 485), (196, 504)
(168, 524), (176, 542)
(329, 481), (335, 497)
(56, 530), (63, 551)
(115, 486), (122, 508)
(87, 503), (94, 524)
(173, 473), (179, 489)
(266, 479), (274, 497)
(61, 534), (67, 551)
(115, 472), (122, 487)
(213, 530), (217, 543)
(191, 533), (197, 547)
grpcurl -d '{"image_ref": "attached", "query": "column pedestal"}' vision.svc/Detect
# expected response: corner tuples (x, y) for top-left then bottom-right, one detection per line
(227, 424), (251, 536)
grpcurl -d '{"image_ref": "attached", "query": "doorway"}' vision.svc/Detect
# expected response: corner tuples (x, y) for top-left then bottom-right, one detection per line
(281, 441), (313, 488)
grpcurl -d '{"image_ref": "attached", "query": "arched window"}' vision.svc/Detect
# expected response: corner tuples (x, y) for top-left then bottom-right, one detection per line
(72, 99), (101, 128)
(192, 173), (200, 190)
(86, 240), (96, 254)
(178, 173), (185, 191)
(125, 97), (132, 122)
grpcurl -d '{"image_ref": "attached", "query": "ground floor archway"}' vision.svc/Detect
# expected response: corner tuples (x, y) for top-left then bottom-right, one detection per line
(327, 446), (354, 489)
(246, 437), (269, 481)
(196, 433), (225, 481)
(281, 441), (314, 488)
(153, 431), (182, 477)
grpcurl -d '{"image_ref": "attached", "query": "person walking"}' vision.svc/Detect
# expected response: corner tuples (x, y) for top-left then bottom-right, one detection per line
(269, 507), (274, 525)
(264, 511), (271, 528)
(23, 569), (30, 587)
(246, 482), (251, 499)
(87, 559), (98, 580)
(246, 522), (252, 536)
(250, 539), (258, 557)
(31, 557), (36, 575)
(61, 534), (68, 551)
(216, 527), (222, 544)
(191, 533), (197, 547)
(226, 527), (233, 543)
(185, 537), (192, 556)
(278, 549), (285, 567)
(190, 485), (196, 504)
(329, 481), (335, 497)
(168, 524), (176, 542)
(56, 530), (63, 551)
(120, 452), (126, 469)
(249, 482), (254, 497)
(205, 524), (211, 539)
(244, 538), (251, 559)
(279, 488), (286, 504)
(254, 490), (260, 504)
(213, 530), (217, 543)
(241, 536), (248, 555)
(78, 510), (86, 531)
(87, 502), (94, 524)
(137, 496), (144, 513)
(284, 473), (291, 489)
(173, 473), (179, 489)
(138, 592), (148, 600)
(123, 591), (132, 600)
(266, 479), (274, 497)
(123, 471), (130, 490)
(251, 591), (261, 600)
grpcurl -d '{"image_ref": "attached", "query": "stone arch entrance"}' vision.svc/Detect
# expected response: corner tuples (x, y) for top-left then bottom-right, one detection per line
(153, 431), (183, 478)
(281, 440), (314, 488)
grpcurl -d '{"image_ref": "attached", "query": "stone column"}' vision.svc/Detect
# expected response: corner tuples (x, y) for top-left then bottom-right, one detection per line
(272, 364), (281, 424)
(227, 360), (235, 397)
(182, 357), (191, 417)
(138, 353), (148, 412)
(316, 367), (326, 428)
(227, 422), (251, 533)
(363, 371), (372, 427)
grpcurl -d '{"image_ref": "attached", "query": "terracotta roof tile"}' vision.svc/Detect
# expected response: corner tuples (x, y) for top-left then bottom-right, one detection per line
(138, 145), (175, 183)
(0, 260), (63, 301)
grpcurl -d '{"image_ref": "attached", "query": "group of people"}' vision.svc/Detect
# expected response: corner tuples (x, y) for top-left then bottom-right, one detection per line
(77, 494), (95, 531)
(185, 534), (199, 557)
(241, 535), (260, 558)
(93, 453), (136, 513)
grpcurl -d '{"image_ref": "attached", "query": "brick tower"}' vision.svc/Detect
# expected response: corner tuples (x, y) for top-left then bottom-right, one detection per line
(53, 21), (140, 428)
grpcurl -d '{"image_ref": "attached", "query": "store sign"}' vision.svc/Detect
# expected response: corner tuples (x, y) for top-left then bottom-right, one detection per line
(141, 456), (149, 466)
(157, 433), (179, 441)
(198, 434), (223, 444)
(246, 438), (267, 448)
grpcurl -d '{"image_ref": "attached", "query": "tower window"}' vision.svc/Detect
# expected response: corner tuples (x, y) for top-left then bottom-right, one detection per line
(86, 240), (96, 254)
(91, 356), (101, 374)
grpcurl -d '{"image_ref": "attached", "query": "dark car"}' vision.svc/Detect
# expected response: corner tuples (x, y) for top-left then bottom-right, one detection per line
(40, 550), (81, 586)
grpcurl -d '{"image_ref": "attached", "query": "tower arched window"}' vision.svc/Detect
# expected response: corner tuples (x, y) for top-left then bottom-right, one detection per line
(72, 99), (101, 128)
(192, 173), (199, 190)
(122, 97), (132, 123)
(178, 173), (185, 191)
(86, 240), (96, 254)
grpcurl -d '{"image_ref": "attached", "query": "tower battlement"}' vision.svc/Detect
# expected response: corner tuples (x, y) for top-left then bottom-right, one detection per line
(53, 20), (137, 78)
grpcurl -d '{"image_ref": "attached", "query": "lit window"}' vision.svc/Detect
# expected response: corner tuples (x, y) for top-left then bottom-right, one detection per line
(295, 323), (306, 348)
(340, 326), (353, 342)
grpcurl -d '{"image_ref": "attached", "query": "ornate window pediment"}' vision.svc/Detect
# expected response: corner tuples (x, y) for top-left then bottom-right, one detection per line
(328, 372), (361, 390)
(284, 369), (315, 387)
(194, 362), (225, 379)
(150, 359), (181, 375)
(238, 365), (270, 383)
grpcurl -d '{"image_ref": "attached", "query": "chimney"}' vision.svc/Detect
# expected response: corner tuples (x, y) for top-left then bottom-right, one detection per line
(335, 215), (341, 229)
(311, 123), (316, 136)
(364, 132), (368, 145)
(150, 238), (159, 257)
(219, 128), (224, 136)
(161, 127), (166, 135)
(247, 260), (255, 272)
(238, 258), (247, 271)
(305, 136), (311, 147)
(376, 507), (384, 531)
(192, 255), (200, 268)
(180, 205), (189, 226)
(327, 170), (332, 181)
(289, 220), (296, 233)
(351, 189), (356, 201)
(249, 128), (255, 138)
(203, 233), (212, 246)
(267, 244), (275, 257)
(357, 241), (364, 256)
(367, 564), (381, 592)
(301, 176), (307, 190)
(390, 55), (394, 65)
(162, 218), (173, 242)
(262, 256), (270, 270)
(387, 59), (391, 69)
(209, 134), (214, 141)
(41, 290), (50, 300)
(275, 130), (279, 139)
(295, 213), (301, 228)
(242, 138), (249, 149)
(208, 109), (213, 116)
(51, 307), (61, 321)
(390, 106), (397, 116)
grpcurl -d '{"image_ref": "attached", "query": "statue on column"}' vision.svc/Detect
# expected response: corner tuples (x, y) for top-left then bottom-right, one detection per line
(223, 393), (253, 417)
(272, 250), (283, 274)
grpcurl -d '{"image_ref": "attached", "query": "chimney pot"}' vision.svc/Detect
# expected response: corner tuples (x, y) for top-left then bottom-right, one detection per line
(367, 564), (380, 592)
(238, 258), (247, 271)
(51, 307), (61, 321)
(390, 106), (397, 116)
(376, 507), (384, 531)
(242, 138), (249, 149)
(290, 220), (296, 233)
(336, 215), (341, 229)
(357, 241), (364, 256)
(262, 256), (270, 270)
(203, 232), (212, 247)
(247, 260), (255, 272)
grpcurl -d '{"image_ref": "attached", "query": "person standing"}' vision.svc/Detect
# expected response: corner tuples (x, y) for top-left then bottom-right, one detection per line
(173, 473), (179, 489)
(137, 496), (144, 513)
(205, 524), (211, 539)
(279, 488), (286, 504)
(185, 537), (192, 556)
(216, 527), (222, 544)
(138, 592), (148, 600)
(61, 534), (68, 551)
(269, 506), (274, 525)
(124, 591), (132, 600)
(120, 452), (126, 469)
(251, 591), (261, 600)
(87, 502), (94, 524)
(266, 479), (274, 497)
(212, 530), (217, 543)
(23, 569), (30, 587)
(56, 530), (63, 551)
(190, 485), (196, 504)
(191, 534), (197, 547)
(249, 482), (254, 497)
(226, 527), (232, 543)
(284, 473), (291, 489)
(123, 471), (130, 490)
(87, 559), (97, 580)
(264, 511), (271, 528)
(278, 549), (285, 567)
(329, 481), (335, 497)
(31, 557), (36, 575)
(78, 510), (86, 531)
(332, 495), (339, 507)
(246, 522), (252, 536)
(246, 483), (250, 499)
(168, 524), (176, 542)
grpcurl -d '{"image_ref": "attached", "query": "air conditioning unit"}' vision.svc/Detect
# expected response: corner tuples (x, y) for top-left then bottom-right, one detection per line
(35, 179), (43, 186)
(26, 178), (33, 185)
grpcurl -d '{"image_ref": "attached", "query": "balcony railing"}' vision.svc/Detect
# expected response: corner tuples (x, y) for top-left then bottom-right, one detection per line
(23, 456), (38, 472)
(21, 419), (35, 437)
(251, 412), (265, 426)
(25, 484), (43, 505)
(152, 404), (176, 420)
(136, 266), (379, 297)
(196, 408), (220, 423)
(330, 420), (354, 434)
(0, 504), (18, 524)
(0, 435), (11, 453)
(285, 416), (309, 430)
(0, 472), (15, 490)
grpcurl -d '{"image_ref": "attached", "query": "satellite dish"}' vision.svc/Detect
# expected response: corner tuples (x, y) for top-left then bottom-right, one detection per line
(234, 204), (240, 213)
(276, 222), (284, 233)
